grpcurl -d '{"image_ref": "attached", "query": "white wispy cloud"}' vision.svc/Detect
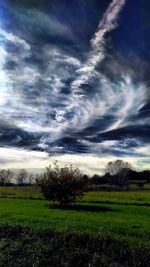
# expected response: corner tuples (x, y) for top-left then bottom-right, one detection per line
(71, 0), (126, 93)
(91, 0), (126, 48)
(0, 40), (82, 136)
(0, 147), (50, 169)
(45, 0), (128, 141)
(0, 0), (149, 172)
(0, 28), (31, 50)
(47, 73), (146, 144)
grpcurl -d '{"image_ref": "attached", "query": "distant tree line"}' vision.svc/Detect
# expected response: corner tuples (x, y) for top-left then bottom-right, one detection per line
(91, 160), (150, 190)
(0, 169), (35, 186)
(0, 160), (150, 191)
(0, 160), (150, 207)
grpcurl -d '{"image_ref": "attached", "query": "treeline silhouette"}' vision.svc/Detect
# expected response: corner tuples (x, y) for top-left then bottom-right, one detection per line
(90, 160), (150, 190)
(91, 169), (150, 190)
(0, 169), (35, 186)
(0, 160), (150, 191)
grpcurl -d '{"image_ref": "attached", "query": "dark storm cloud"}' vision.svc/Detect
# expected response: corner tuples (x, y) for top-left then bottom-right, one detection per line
(98, 125), (150, 142)
(50, 137), (89, 154)
(0, 0), (149, 166)
(0, 120), (40, 149)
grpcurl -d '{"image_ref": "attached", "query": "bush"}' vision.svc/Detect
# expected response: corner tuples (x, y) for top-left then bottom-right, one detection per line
(36, 162), (89, 206)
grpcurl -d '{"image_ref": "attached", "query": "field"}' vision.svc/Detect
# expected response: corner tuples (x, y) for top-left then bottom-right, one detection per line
(0, 187), (150, 266)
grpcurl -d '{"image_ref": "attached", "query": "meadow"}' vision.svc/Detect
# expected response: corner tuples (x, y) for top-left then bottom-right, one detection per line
(0, 187), (150, 266)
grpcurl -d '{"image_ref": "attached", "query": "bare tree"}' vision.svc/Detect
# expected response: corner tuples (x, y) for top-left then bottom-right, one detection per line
(0, 169), (14, 185)
(106, 160), (132, 175)
(16, 169), (28, 185)
(28, 174), (35, 185)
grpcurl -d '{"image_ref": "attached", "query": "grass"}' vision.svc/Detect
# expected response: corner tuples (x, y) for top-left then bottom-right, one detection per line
(0, 186), (42, 199)
(83, 191), (150, 205)
(0, 226), (149, 267)
(0, 187), (149, 266)
(0, 188), (150, 246)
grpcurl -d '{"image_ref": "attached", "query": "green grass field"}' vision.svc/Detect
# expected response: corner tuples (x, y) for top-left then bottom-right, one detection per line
(0, 186), (42, 199)
(0, 187), (150, 246)
(0, 187), (150, 266)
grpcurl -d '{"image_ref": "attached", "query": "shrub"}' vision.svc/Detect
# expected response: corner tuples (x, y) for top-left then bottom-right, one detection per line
(36, 162), (89, 206)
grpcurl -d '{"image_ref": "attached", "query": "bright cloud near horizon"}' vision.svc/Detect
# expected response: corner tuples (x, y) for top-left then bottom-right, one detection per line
(0, 0), (149, 174)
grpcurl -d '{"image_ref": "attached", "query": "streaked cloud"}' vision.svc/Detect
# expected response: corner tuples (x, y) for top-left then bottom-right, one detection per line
(0, 0), (149, 172)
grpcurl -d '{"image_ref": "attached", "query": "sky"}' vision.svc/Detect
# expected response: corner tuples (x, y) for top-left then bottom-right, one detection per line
(0, 0), (150, 174)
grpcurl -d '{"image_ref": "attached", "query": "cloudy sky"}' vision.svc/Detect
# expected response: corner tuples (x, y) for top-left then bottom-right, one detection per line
(0, 0), (149, 174)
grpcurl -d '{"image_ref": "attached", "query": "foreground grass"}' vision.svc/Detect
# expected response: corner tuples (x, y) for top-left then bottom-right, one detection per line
(0, 226), (149, 267)
(0, 189), (150, 266)
(0, 192), (150, 247)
